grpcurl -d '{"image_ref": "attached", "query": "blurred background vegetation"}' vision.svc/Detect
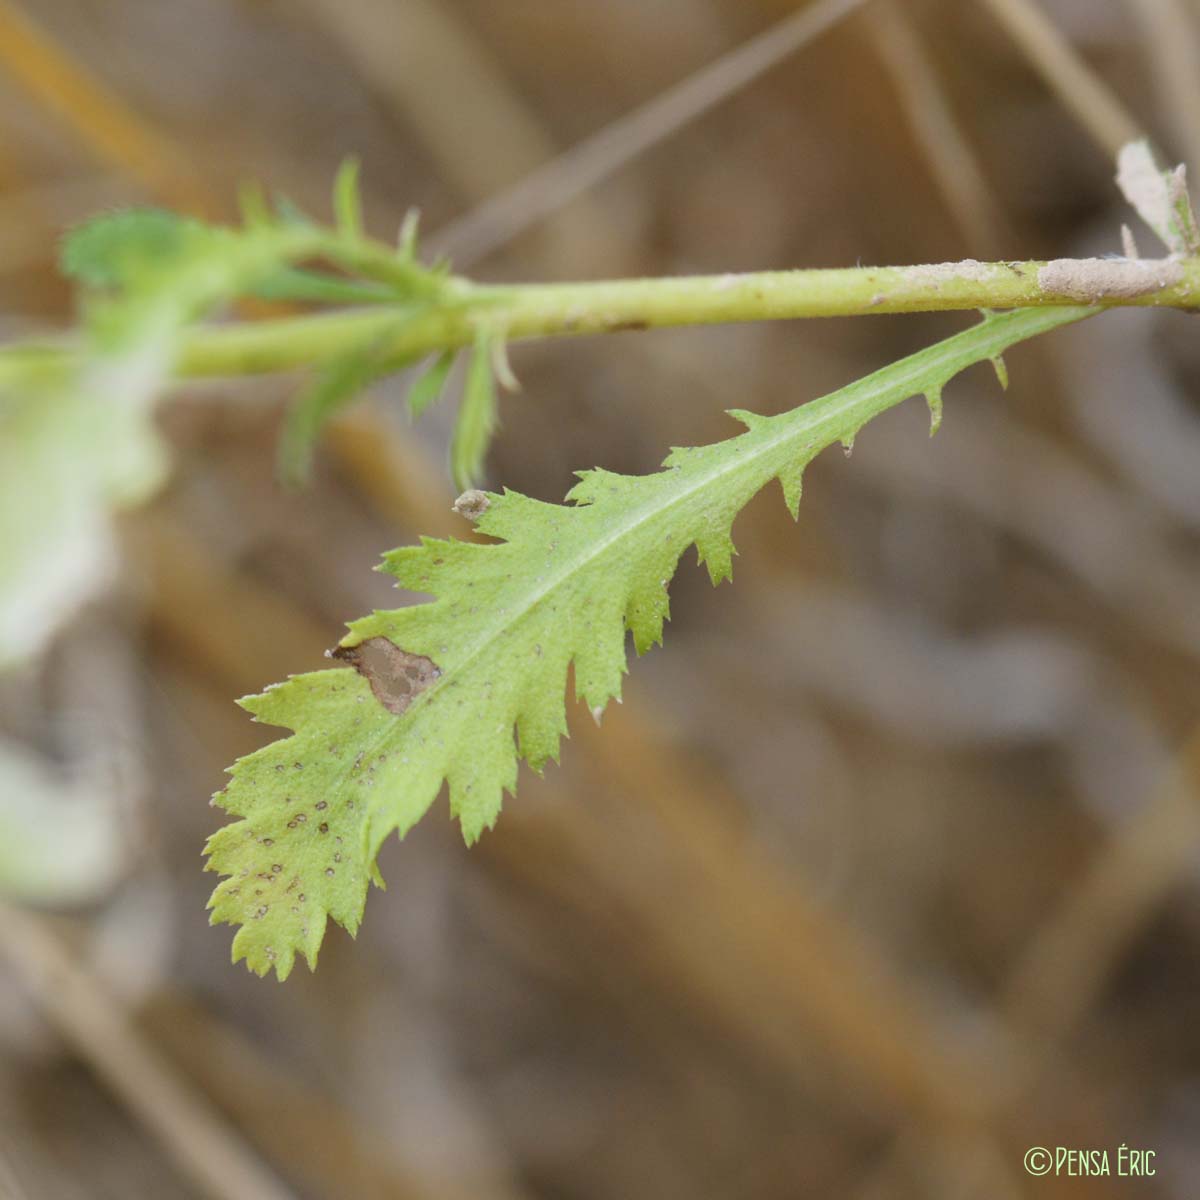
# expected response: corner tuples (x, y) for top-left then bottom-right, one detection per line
(1, 0), (1199, 1197)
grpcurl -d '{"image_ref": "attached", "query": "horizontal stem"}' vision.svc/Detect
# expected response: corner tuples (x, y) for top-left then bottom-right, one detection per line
(5, 256), (1196, 384)
(174, 255), (1198, 377)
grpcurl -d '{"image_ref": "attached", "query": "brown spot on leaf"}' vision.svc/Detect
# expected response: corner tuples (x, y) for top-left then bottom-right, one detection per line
(330, 637), (441, 716)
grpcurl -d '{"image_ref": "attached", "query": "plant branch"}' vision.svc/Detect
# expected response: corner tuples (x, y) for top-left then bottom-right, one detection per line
(3, 254), (1196, 388)
(174, 254), (1196, 377)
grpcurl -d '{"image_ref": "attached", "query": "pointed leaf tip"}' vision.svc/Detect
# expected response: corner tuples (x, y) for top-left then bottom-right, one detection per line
(333, 157), (363, 240)
(398, 207), (420, 259)
(990, 355), (1008, 391)
(925, 387), (943, 436)
(728, 408), (769, 432)
(779, 461), (804, 519)
(407, 349), (455, 420)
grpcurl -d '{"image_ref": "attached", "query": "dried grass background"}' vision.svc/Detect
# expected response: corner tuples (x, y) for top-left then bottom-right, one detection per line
(1, 1), (1200, 1197)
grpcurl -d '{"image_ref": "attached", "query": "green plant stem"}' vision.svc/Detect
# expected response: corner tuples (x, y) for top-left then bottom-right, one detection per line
(3, 256), (1196, 385)
(175, 256), (1200, 376)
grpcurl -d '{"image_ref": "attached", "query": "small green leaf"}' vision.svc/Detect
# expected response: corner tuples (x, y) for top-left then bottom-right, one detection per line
(406, 350), (455, 420)
(450, 329), (498, 489)
(398, 208), (420, 261)
(333, 157), (363, 241)
(278, 330), (411, 485)
(61, 209), (204, 290)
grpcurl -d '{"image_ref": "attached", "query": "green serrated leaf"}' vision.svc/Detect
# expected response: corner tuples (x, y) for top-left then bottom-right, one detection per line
(206, 305), (1094, 979)
(450, 329), (497, 489)
(406, 350), (455, 420)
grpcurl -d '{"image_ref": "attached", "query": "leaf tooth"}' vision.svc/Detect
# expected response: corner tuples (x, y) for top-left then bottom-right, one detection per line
(229, 929), (262, 976)
(626, 578), (671, 654)
(449, 730), (514, 843)
(727, 408), (769, 431)
(235, 670), (335, 730)
(275, 944), (298, 982)
(379, 537), (465, 590)
(777, 458), (806, 516)
(565, 467), (627, 506)
(364, 764), (444, 864)
(572, 599), (629, 711)
(516, 645), (571, 772)
(778, 460), (804, 519)
(925, 386), (944, 436)
(990, 354), (1009, 391)
(475, 489), (561, 538)
(694, 527), (736, 586)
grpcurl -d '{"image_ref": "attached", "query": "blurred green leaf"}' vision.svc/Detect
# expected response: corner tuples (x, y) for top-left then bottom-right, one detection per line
(406, 349), (455, 420)
(450, 329), (497, 490)
(333, 157), (363, 240)
(251, 267), (394, 305)
(61, 208), (209, 290)
(278, 326), (415, 486)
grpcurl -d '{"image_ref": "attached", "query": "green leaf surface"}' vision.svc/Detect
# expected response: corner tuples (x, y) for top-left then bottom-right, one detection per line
(207, 305), (1094, 978)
